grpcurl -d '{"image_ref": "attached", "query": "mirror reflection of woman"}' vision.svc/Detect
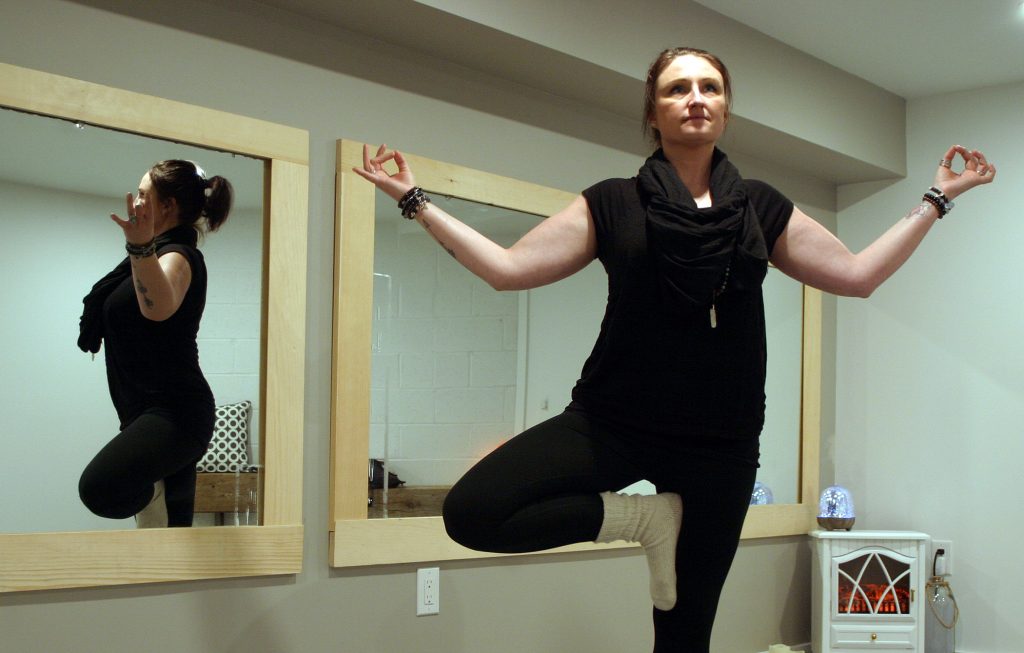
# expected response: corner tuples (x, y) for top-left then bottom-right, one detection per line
(77, 160), (233, 528)
(355, 47), (996, 651)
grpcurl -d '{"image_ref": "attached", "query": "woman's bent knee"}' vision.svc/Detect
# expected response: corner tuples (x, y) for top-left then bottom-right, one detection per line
(78, 469), (136, 519)
(442, 485), (503, 552)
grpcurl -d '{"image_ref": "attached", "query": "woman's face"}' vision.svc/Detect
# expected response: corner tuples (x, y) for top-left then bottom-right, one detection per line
(134, 173), (158, 219)
(649, 54), (729, 148)
(134, 172), (177, 225)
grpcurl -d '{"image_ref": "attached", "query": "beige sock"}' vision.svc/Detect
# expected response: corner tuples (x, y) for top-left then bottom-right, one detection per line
(595, 491), (683, 610)
(135, 480), (168, 528)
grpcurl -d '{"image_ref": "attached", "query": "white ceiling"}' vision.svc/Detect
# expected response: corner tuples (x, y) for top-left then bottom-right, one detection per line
(256, 0), (1024, 100)
(694, 0), (1024, 98)
(9, 0), (1021, 200)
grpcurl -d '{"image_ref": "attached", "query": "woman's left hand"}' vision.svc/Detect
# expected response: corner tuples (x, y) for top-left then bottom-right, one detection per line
(934, 145), (997, 200)
(110, 192), (154, 245)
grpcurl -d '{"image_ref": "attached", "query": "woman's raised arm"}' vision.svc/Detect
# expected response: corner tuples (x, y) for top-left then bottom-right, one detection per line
(111, 192), (192, 321)
(771, 145), (996, 297)
(354, 144), (597, 291)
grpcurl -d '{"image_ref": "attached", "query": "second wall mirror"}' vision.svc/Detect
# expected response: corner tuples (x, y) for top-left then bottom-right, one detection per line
(331, 139), (820, 567)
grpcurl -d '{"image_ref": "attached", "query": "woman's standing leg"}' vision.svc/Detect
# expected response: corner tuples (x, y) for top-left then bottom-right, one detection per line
(650, 452), (758, 652)
(163, 457), (201, 526)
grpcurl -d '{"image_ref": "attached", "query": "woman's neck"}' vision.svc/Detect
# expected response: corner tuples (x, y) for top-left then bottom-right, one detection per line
(153, 217), (182, 238)
(662, 141), (715, 206)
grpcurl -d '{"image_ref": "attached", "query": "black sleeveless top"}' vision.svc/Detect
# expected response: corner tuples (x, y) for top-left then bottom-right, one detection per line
(570, 176), (793, 440)
(101, 242), (215, 436)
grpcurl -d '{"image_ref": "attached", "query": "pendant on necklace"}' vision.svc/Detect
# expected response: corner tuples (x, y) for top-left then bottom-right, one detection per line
(710, 263), (730, 330)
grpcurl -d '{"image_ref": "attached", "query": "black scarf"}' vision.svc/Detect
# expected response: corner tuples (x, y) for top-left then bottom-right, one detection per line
(77, 224), (199, 354)
(638, 147), (768, 313)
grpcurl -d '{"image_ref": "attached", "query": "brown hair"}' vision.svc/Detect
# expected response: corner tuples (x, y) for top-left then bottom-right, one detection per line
(642, 47), (733, 146)
(148, 159), (233, 233)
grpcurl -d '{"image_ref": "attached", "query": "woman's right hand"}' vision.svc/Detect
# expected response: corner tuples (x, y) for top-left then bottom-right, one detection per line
(352, 143), (415, 202)
(110, 191), (154, 245)
(933, 144), (996, 200)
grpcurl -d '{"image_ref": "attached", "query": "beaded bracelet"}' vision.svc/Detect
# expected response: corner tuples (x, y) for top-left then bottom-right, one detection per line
(921, 194), (944, 218)
(923, 186), (954, 218)
(125, 238), (157, 258)
(397, 186), (418, 212)
(398, 186), (431, 220)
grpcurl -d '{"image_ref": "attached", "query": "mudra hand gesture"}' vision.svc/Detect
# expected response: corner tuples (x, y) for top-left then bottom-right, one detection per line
(936, 144), (996, 200)
(353, 143), (416, 203)
(110, 192), (154, 246)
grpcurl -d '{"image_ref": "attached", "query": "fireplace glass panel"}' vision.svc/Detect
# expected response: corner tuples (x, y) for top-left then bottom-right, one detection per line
(837, 551), (911, 615)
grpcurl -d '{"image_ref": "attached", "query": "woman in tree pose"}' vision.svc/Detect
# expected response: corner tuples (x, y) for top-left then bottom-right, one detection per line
(355, 47), (995, 651)
(78, 159), (233, 528)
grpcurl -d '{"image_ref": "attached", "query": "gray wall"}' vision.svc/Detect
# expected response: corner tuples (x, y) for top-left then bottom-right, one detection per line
(0, 0), (856, 650)
(836, 80), (1024, 652)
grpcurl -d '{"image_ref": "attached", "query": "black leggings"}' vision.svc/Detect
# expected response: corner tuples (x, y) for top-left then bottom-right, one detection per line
(442, 410), (758, 652)
(79, 409), (209, 527)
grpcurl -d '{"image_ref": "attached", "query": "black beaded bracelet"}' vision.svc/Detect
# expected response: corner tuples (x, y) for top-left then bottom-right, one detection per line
(398, 186), (431, 220)
(928, 186), (954, 213)
(125, 238), (157, 257)
(397, 186), (419, 210)
(922, 186), (954, 218)
(921, 194), (945, 218)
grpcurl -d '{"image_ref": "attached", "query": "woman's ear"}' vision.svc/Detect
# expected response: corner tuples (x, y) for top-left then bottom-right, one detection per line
(162, 197), (178, 218)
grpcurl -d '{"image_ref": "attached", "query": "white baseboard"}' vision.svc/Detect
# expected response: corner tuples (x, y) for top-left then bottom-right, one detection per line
(756, 643), (812, 653)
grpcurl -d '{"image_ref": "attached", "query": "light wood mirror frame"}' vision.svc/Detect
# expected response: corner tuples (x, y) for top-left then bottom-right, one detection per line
(330, 139), (820, 567)
(0, 63), (308, 592)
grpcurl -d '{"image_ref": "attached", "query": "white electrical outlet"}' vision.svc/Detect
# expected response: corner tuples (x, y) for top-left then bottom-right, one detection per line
(417, 567), (440, 616)
(932, 539), (953, 576)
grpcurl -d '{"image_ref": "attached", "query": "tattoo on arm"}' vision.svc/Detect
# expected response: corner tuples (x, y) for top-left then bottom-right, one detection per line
(907, 203), (931, 219)
(135, 279), (155, 309)
(419, 218), (457, 259)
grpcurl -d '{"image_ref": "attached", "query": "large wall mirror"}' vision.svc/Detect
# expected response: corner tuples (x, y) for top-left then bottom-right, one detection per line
(331, 139), (819, 567)
(0, 63), (308, 592)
